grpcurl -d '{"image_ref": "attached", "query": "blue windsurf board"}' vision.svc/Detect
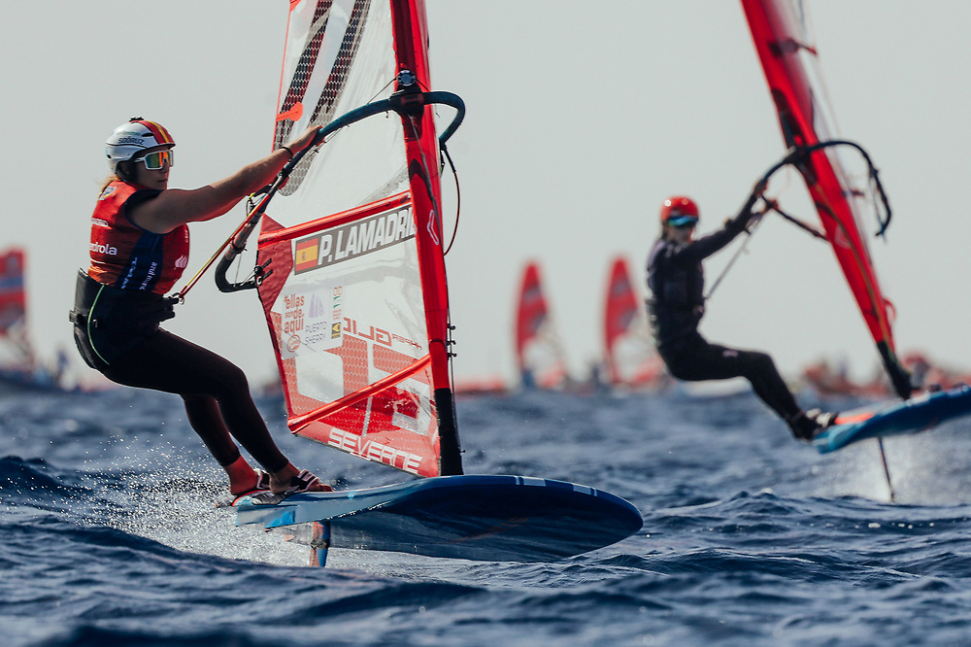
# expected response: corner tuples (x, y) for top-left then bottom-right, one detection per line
(233, 474), (643, 562)
(813, 383), (971, 453)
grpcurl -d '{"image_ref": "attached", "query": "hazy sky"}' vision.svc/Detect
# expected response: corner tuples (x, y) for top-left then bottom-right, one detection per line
(3, 1), (969, 388)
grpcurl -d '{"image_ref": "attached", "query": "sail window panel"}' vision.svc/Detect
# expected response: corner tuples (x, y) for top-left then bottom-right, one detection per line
(273, 0), (405, 218)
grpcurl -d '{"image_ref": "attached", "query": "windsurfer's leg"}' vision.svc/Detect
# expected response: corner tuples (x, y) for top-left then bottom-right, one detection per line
(223, 455), (266, 495)
(102, 330), (292, 475)
(664, 338), (800, 420)
(694, 344), (835, 439)
(104, 331), (332, 492)
(733, 349), (801, 421)
(181, 394), (240, 466)
(182, 395), (270, 494)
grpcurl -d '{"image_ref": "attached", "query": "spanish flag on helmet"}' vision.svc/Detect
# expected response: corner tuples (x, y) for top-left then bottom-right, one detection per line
(105, 117), (175, 173)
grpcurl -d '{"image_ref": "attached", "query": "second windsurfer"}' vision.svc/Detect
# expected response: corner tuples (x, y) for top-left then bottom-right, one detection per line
(646, 194), (834, 440)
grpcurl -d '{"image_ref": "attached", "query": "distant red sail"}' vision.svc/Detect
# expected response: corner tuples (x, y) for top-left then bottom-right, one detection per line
(741, 0), (910, 397)
(602, 257), (664, 388)
(0, 248), (27, 339)
(514, 261), (568, 389)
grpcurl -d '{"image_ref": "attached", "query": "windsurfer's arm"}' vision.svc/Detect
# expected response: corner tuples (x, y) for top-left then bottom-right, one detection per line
(668, 223), (745, 264)
(669, 187), (762, 263)
(130, 126), (322, 234)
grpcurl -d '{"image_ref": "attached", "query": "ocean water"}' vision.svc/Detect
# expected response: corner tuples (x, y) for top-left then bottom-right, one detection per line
(3, 383), (971, 646)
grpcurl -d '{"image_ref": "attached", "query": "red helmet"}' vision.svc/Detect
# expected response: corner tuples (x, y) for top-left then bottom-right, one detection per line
(660, 196), (699, 227)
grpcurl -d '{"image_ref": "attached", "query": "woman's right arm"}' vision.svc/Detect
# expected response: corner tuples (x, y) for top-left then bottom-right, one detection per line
(130, 126), (321, 234)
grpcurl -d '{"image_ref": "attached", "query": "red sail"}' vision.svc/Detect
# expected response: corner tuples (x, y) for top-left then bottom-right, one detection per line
(514, 261), (568, 389)
(602, 257), (665, 389)
(254, 0), (462, 477)
(741, 0), (910, 397)
(0, 249), (27, 342)
(0, 248), (35, 371)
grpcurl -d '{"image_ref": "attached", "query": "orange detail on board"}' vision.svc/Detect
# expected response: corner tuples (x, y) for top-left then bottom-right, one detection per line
(834, 412), (875, 425)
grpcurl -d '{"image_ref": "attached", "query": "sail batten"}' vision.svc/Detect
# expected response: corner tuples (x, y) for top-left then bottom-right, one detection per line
(288, 354), (431, 428)
(259, 192), (411, 247)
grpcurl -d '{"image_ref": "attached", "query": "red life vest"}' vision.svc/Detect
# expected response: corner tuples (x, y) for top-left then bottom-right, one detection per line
(88, 181), (189, 294)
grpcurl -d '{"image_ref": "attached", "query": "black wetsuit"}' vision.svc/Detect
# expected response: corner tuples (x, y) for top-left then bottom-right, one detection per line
(646, 216), (803, 423)
(71, 189), (290, 473)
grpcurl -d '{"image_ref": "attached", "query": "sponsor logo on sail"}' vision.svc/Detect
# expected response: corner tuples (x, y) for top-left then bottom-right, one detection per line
(330, 286), (342, 339)
(282, 293), (304, 335)
(293, 206), (416, 274)
(340, 317), (420, 350)
(327, 429), (423, 474)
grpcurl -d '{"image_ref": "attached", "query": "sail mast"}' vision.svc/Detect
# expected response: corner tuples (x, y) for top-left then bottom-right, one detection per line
(389, 0), (462, 474)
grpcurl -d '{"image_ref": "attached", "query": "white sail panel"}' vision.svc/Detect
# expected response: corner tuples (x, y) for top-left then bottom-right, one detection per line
(271, 0), (406, 217)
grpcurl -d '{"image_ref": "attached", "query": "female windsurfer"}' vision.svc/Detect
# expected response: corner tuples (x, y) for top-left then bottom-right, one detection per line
(646, 194), (834, 441)
(71, 118), (332, 498)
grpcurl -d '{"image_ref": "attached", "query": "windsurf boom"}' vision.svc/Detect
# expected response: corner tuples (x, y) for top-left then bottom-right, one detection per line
(741, 0), (911, 398)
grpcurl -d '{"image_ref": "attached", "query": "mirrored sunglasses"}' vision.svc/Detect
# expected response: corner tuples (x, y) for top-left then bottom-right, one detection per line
(669, 217), (698, 229)
(132, 149), (174, 170)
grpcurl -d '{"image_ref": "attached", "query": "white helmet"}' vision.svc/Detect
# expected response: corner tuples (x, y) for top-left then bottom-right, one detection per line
(105, 118), (175, 173)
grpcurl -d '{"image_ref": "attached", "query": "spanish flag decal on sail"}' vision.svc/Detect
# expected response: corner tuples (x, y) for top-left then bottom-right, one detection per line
(294, 237), (319, 272)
